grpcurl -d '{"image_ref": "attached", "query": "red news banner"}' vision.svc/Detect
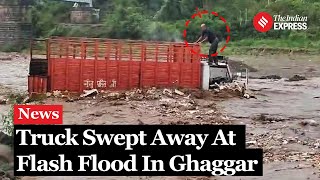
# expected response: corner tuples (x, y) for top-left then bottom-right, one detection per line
(14, 105), (63, 125)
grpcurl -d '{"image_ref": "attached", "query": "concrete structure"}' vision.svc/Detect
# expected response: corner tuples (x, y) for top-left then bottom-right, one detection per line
(70, 7), (99, 24)
(70, 8), (92, 23)
(0, 1), (31, 48)
(62, 0), (99, 23)
(63, 0), (92, 7)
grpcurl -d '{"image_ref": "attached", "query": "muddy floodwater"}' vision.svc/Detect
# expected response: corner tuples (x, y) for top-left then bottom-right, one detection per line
(0, 54), (29, 94)
(221, 78), (320, 121)
(0, 54), (319, 180)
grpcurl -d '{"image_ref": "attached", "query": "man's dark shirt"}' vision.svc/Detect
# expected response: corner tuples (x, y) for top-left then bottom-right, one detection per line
(201, 29), (217, 43)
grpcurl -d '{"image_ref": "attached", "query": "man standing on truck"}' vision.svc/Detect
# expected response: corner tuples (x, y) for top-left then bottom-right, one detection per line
(195, 24), (219, 65)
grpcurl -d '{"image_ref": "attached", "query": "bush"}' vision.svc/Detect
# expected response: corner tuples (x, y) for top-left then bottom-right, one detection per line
(1, 106), (14, 136)
(0, 42), (28, 52)
(0, 94), (26, 137)
(102, 6), (149, 39)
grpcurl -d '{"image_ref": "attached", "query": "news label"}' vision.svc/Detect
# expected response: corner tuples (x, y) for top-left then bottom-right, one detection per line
(14, 125), (263, 176)
(14, 105), (63, 125)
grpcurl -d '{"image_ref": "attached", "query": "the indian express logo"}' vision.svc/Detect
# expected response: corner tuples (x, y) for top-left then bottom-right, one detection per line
(253, 12), (308, 32)
(273, 15), (307, 30)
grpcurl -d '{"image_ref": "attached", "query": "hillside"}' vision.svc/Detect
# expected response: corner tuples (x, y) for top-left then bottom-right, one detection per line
(4, 0), (320, 53)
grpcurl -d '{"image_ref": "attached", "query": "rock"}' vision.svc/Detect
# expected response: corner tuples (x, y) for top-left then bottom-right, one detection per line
(259, 75), (282, 80)
(5, 170), (14, 179)
(244, 93), (250, 99)
(288, 75), (307, 81)
(0, 145), (13, 163)
(0, 133), (13, 146)
(300, 120), (319, 127)
(243, 89), (256, 99)
(0, 98), (7, 105)
(174, 89), (185, 96)
(80, 89), (98, 98)
(308, 120), (318, 126)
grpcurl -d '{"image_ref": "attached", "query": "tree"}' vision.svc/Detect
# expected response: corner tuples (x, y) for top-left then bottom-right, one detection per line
(102, 0), (148, 39)
(154, 0), (182, 21)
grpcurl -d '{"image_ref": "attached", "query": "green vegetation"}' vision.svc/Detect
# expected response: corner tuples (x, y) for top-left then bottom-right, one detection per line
(18, 0), (320, 53)
(0, 94), (26, 137)
(1, 106), (13, 136)
(0, 43), (28, 52)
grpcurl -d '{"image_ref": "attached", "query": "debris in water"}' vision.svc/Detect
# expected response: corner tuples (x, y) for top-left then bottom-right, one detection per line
(65, 97), (75, 102)
(163, 89), (173, 97)
(80, 89), (98, 98)
(259, 75), (282, 80)
(22, 96), (30, 104)
(282, 140), (289, 145)
(146, 87), (156, 95)
(106, 92), (121, 100)
(109, 101), (126, 106)
(300, 120), (319, 127)
(243, 94), (250, 99)
(288, 75), (307, 81)
(53, 90), (62, 97)
(174, 89), (185, 96)
(253, 114), (286, 124)
(135, 89), (142, 94)
(89, 111), (105, 117)
(243, 89), (256, 99)
(0, 97), (7, 105)
(169, 120), (190, 125)
(246, 141), (257, 145)
(0, 56), (12, 61)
